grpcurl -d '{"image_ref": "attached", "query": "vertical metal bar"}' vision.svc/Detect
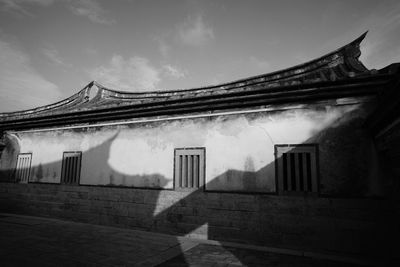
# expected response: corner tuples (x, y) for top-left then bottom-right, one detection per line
(194, 155), (199, 187)
(20, 157), (25, 182)
(62, 156), (66, 183)
(294, 153), (300, 192)
(188, 155), (193, 188)
(71, 156), (76, 184)
(23, 157), (27, 182)
(282, 153), (287, 191)
(67, 157), (72, 184)
(64, 156), (68, 184)
(16, 157), (22, 182)
(179, 155), (183, 187)
(302, 153), (308, 191)
(191, 155), (195, 188)
(74, 155), (79, 184)
(306, 153), (312, 192)
(60, 157), (64, 183)
(19, 157), (24, 182)
(182, 155), (187, 187)
(290, 153), (296, 191)
(61, 157), (66, 183)
(76, 154), (81, 184)
(66, 156), (71, 184)
(186, 155), (190, 187)
(298, 153), (304, 191)
(26, 155), (31, 182)
(199, 152), (204, 187)
(74, 155), (78, 184)
(68, 157), (74, 184)
(72, 156), (77, 184)
(287, 153), (292, 191)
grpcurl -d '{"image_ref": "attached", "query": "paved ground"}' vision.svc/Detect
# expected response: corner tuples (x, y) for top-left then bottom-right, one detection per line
(0, 213), (379, 266)
(160, 244), (367, 267)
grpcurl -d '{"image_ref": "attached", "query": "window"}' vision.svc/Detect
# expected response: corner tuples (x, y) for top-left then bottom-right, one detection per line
(61, 152), (82, 185)
(15, 153), (32, 183)
(275, 145), (318, 194)
(174, 148), (205, 189)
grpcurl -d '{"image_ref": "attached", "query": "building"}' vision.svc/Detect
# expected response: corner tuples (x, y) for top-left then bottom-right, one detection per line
(0, 33), (399, 258)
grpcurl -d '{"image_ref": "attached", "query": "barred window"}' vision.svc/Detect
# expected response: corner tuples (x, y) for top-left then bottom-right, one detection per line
(61, 152), (82, 185)
(174, 148), (205, 189)
(275, 145), (318, 194)
(15, 153), (32, 183)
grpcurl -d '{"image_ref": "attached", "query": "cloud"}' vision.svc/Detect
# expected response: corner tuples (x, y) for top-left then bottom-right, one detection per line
(153, 35), (171, 58)
(0, 38), (61, 112)
(85, 47), (97, 55)
(322, 2), (400, 70)
(0, 0), (115, 24)
(0, 0), (54, 16)
(69, 0), (115, 25)
(249, 56), (271, 71)
(162, 64), (187, 79)
(42, 47), (71, 67)
(178, 15), (214, 46)
(152, 14), (214, 57)
(359, 5), (400, 69)
(89, 55), (161, 91)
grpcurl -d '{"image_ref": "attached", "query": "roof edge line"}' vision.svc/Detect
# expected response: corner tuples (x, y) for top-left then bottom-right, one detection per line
(95, 32), (369, 96)
(0, 81), (94, 116)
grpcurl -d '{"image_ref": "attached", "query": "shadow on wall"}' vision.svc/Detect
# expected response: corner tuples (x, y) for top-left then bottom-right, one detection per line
(79, 131), (171, 188)
(0, 131), (171, 188)
(206, 106), (383, 196)
(208, 156), (276, 193)
(0, 104), (381, 196)
(0, 104), (390, 264)
(307, 107), (383, 196)
(0, 134), (20, 181)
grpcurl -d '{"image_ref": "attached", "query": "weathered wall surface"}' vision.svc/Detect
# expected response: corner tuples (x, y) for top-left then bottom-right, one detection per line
(0, 134), (19, 182)
(0, 183), (397, 258)
(0, 102), (382, 195)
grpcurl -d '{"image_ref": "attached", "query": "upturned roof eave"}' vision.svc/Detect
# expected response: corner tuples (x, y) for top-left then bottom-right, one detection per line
(0, 32), (377, 126)
(0, 73), (392, 132)
(96, 31), (369, 95)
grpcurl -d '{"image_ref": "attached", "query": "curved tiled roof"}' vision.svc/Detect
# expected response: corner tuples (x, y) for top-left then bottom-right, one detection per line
(0, 32), (397, 130)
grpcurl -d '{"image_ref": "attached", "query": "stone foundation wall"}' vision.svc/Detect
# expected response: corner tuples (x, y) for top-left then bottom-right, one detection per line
(0, 182), (397, 257)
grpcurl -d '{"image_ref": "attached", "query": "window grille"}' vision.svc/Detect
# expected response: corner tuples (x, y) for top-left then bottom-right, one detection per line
(15, 153), (32, 183)
(174, 148), (205, 189)
(275, 145), (318, 194)
(61, 152), (82, 185)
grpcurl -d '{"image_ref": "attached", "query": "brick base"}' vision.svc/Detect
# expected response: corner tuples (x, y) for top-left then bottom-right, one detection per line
(0, 183), (397, 257)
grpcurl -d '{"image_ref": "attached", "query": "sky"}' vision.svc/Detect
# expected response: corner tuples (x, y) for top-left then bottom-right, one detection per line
(0, 0), (400, 112)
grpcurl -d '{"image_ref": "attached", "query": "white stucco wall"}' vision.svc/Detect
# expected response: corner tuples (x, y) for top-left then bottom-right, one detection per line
(11, 104), (357, 192)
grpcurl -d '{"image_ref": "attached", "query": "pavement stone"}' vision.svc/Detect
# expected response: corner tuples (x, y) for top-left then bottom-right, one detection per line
(159, 244), (365, 267)
(0, 213), (385, 266)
